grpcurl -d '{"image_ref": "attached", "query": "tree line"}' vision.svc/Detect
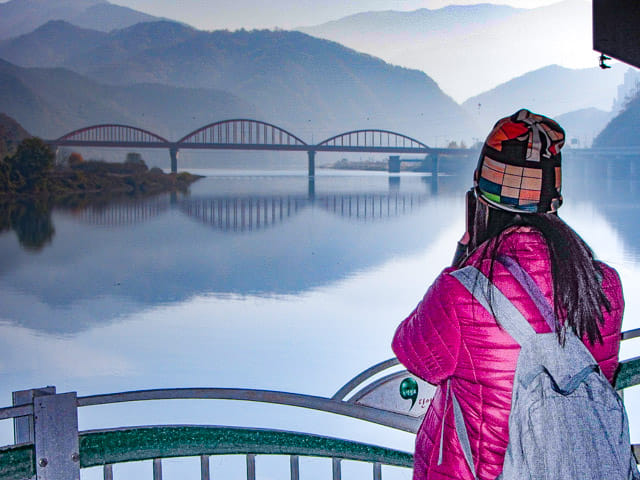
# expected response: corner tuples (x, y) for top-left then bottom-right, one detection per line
(0, 138), (54, 195)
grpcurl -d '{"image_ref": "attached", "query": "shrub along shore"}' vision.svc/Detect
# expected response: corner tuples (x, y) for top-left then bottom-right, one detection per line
(0, 138), (202, 199)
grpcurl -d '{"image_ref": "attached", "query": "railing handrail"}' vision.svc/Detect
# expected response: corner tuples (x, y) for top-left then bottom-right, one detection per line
(77, 387), (419, 433)
(0, 405), (33, 421)
(0, 426), (414, 480)
(622, 327), (640, 340)
(79, 425), (414, 468)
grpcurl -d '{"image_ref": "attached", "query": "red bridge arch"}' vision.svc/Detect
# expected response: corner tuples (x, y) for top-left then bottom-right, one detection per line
(317, 129), (429, 150)
(55, 124), (170, 144)
(178, 119), (307, 148)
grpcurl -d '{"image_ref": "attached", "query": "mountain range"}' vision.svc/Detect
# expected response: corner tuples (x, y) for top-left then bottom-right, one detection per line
(298, 0), (595, 103)
(1, 0), (638, 150)
(461, 64), (624, 144)
(0, 0), (160, 40)
(0, 19), (478, 145)
(0, 58), (256, 139)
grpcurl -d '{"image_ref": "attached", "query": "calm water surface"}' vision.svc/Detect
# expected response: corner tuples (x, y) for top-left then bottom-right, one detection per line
(0, 158), (638, 479)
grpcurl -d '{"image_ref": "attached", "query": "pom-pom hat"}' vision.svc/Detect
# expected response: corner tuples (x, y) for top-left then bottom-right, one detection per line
(474, 109), (565, 213)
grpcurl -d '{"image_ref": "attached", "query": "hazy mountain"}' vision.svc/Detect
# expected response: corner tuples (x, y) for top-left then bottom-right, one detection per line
(0, 58), (257, 139)
(297, 0), (595, 102)
(298, 4), (518, 59)
(594, 91), (640, 147)
(0, 20), (198, 69)
(0, 0), (160, 40)
(555, 108), (612, 148)
(0, 20), (108, 67)
(461, 65), (625, 137)
(0, 20), (479, 144)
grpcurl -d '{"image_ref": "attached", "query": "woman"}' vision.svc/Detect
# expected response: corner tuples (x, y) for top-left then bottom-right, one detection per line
(392, 109), (625, 480)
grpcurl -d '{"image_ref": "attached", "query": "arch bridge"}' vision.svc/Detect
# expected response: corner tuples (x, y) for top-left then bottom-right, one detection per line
(49, 120), (473, 175)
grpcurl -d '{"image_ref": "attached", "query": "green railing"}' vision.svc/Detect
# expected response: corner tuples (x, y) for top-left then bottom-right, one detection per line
(0, 426), (413, 480)
(0, 342), (638, 480)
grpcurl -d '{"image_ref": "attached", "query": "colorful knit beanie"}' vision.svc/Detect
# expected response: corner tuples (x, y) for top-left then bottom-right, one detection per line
(474, 109), (565, 213)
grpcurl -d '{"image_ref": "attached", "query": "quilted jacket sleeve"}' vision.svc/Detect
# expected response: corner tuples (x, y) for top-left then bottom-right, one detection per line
(392, 268), (462, 385)
(584, 262), (625, 384)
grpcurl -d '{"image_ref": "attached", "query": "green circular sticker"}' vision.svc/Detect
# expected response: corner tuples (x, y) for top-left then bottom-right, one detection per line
(399, 377), (419, 409)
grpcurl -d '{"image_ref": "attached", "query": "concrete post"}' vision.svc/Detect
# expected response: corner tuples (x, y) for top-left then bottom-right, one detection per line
(388, 155), (401, 173)
(170, 146), (179, 174)
(308, 150), (316, 177)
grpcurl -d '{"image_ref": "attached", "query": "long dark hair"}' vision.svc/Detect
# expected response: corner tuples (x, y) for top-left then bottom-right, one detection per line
(457, 197), (610, 345)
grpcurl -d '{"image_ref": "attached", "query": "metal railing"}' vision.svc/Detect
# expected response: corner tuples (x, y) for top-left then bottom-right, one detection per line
(1, 328), (638, 480)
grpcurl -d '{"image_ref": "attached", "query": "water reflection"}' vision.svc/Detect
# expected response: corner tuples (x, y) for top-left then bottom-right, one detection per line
(181, 193), (433, 232)
(0, 172), (462, 334)
(0, 158), (639, 338)
(0, 199), (55, 251)
(73, 197), (171, 227)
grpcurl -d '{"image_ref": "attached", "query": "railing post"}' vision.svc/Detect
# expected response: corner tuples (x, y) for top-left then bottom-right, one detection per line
(103, 464), (113, 480)
(373, 462), (382, 480)
(290, 455), (299, 480)
(153, 458), (162, 480)
(332, 458), (341, 480)
(200, 455), (210, 480)
(246, 454), (256, 480)
(33, 391), (80, 480)
(12, 386), (56, 445)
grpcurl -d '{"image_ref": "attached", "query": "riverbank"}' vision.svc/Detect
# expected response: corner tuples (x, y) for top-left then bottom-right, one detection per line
(1, 159), (202, 200)
(49, 161), (202, 197)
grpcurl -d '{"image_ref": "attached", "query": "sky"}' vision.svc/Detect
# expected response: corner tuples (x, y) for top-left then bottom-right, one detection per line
(106, 0), (564, 31)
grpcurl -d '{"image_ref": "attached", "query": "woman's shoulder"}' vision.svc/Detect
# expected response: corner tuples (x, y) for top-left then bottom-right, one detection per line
(466, 225), (548, 266)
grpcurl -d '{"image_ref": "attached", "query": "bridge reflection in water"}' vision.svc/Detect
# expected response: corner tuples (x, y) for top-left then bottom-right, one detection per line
(73, 190), (436, 232)
(182, 196), (307, 232)
(71, 197), (172, 226)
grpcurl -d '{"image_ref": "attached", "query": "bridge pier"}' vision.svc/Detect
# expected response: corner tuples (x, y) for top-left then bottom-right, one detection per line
(388, 156), (401, 173)
(308, 178), (315, 199)
(170, 146), (179, 173)
(430, 154), (439, 177)
(308, 150), (316, 177)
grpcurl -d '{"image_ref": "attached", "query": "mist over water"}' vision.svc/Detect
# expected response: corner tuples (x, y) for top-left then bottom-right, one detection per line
(0, 156), (638, 479)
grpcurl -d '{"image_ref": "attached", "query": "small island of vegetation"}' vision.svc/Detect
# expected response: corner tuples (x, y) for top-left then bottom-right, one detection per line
(0, 137), (201, 199)
(0, 113), (203, 251)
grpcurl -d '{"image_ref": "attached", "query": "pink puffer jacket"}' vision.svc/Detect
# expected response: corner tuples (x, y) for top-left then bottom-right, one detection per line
(392, 226), (624, 480)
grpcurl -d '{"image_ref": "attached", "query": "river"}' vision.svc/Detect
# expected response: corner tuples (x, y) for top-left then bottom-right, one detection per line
(0, 156), (638, 479)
